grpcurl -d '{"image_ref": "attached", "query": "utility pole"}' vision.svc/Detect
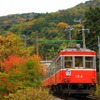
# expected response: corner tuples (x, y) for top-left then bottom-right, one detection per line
(98, 36), (100, 84)
(74, 19), (90, 49)
(66, 26), (74, 47)
(22, 34), (27, 49)
(36, 34), (39, 55)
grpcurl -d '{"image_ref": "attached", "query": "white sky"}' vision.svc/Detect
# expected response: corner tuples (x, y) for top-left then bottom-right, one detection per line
(0, 0), (88, 17)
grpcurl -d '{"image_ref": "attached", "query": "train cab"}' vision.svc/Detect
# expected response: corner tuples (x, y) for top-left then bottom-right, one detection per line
(43, 47), (97, 95)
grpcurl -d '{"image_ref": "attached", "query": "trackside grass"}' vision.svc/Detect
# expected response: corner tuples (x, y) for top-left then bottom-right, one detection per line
(4, 88), (52, 100)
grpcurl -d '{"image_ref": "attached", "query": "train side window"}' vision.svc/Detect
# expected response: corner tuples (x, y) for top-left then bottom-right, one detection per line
(46, 71), (49, 78)
(65, 57), (72, 68)
(85, 57), (93, 68)
(75, 57), (83, 68)
(51, 67), (55, 75)
(55, 57), (61, 71)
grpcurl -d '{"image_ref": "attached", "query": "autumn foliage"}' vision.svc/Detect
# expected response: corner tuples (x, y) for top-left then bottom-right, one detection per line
(3, 55), (25, 73)
(57, 22), (69, 27)
(0, 34), (45, 98)
(0, 54), (45, 97)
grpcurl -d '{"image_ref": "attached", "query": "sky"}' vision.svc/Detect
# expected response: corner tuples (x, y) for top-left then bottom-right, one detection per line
(0, 0), (88, 17)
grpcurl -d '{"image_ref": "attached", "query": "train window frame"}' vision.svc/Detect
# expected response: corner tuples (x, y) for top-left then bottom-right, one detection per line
(85, 57), (94, 69)
(64, 56), (72, 69)
(51, 67), (55, 75)
(75, 56), (83, 68)
(48, 56), (61, 76)
(61, 56), (64, 69)
(55, 57), (61, 72)
(93, 56), (96, 69)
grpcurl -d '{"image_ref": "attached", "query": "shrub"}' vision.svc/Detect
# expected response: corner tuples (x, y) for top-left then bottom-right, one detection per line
(0, 55), (45, 97)
(94, 84), (100, 96)
(6, 88), (51, 100)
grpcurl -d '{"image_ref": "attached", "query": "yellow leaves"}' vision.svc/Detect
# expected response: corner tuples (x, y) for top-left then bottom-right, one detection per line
(76, 24), (82, 27)
(74, 24), (82, 28)
(0, 35), (5, 44)
(6, 31), (13, 35)
(0, 33), (25, 62)
(32, 18), (44, 23)
(57, 22), (69, 27)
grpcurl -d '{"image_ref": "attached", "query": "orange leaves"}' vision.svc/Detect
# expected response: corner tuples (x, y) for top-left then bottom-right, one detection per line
(1, 77), (7, 83)
(3, 56), (25, 74)
(0, 54), (45, 96)
(7, 83), (18, 93)
(0, 33), (44, 96)
(74, 24), (82, 28)
(3, 55), (25, 72)
(57, 22), (69, 28)
(0, 35), (5, 45)
(0, 33), (35, 65)
(0, 33), (28, 70)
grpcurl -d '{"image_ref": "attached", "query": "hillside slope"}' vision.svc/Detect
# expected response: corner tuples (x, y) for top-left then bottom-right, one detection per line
(0, 0), (100, 60)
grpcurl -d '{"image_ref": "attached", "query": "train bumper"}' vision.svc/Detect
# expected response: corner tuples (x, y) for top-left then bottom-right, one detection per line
(63, 89), (91, 94)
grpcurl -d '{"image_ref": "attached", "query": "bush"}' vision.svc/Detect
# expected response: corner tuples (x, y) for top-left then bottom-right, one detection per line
(94, 84), (100, 96)
(6, 88), (51, 100)
(0, 55), (45, 97)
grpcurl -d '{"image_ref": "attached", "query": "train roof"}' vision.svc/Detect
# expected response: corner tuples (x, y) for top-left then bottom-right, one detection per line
(47, 47), (96, 69)
(61, 47), (95, 52)
(59, 47), (96, 56)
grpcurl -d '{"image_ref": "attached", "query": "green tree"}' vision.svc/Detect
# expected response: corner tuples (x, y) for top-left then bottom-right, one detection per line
(84, 7), (100, 51)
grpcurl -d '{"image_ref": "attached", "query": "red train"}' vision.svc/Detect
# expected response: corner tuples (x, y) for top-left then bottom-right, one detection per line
(43, 46), (97, 95)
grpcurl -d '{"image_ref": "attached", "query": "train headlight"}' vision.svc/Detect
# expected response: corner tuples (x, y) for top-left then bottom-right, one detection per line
(64, 77), (70, 83)
(67, 77), (70, 83)
(64, 77), (66, 83)
(92, 77), (96, 83)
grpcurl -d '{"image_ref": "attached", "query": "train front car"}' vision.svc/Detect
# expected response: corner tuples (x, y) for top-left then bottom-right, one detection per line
(43, 47), (97, 95)
(59, 48), (97, 95)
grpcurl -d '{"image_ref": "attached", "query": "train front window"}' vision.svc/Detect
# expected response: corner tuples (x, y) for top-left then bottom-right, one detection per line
(85, 57), (93, 68)
(75, 57), (83, 68)
(65, 57), (72, 68)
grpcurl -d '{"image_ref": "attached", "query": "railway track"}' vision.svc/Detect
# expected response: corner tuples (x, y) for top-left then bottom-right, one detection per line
(51, 94), (83, 100)
(65, 97), (78, 100)
(86, 96), (100, 100)
(51, 94), (100, 100)
(66, 95), (100, 100)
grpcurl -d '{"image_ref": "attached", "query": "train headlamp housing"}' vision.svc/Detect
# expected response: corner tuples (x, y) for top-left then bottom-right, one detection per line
(64, 77), (66, 83)
(92, 77), (96, 83)
(64, 77), (70, 83)
(67, 77), (70, 83)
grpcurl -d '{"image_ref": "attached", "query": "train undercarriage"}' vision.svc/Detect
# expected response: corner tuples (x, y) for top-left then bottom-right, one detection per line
(50, 83), (96, 95)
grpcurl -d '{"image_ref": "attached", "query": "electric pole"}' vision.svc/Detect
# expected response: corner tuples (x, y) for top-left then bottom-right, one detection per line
(65, 26), (74, 47)
(22, 34), (27, 49)
(74, 19), (90, 49)
(98, 36), (100, 84)
(36, 34), (39, 55)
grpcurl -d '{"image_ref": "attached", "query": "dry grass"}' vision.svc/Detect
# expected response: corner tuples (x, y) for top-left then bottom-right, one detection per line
(5, 88), (52, 100)
(94, 84), (100, 96)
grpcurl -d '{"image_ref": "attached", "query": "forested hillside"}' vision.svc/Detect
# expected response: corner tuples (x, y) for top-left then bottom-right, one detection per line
(0, 0), (100, 98)
(0, 0), (100, 60)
